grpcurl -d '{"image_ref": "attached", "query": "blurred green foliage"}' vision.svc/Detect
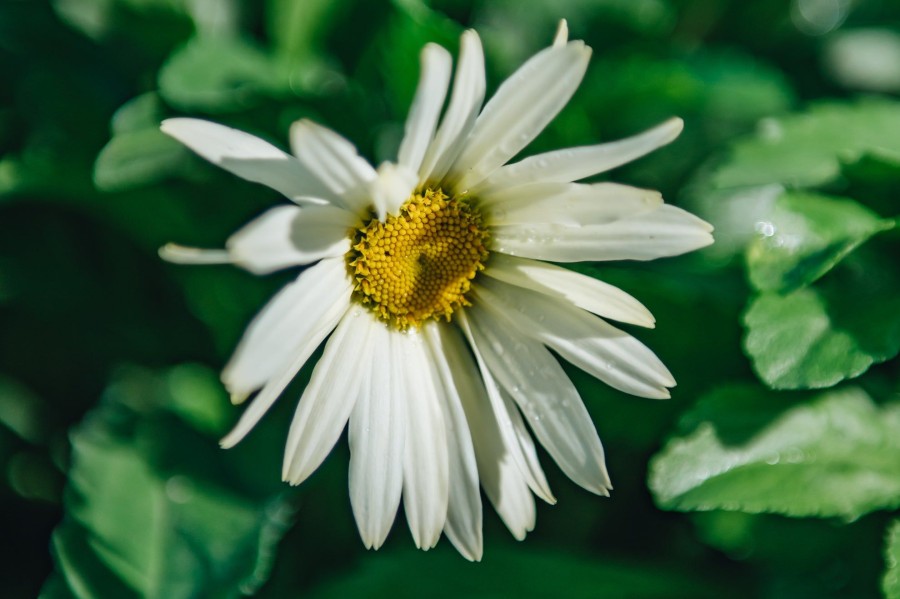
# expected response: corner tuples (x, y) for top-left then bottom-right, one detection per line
(1, 0), (900, 597)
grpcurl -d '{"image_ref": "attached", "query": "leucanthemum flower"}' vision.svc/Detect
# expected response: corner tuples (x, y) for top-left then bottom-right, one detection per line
(160, 21), (713, 561)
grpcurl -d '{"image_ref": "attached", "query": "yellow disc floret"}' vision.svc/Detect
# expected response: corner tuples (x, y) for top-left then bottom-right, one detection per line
(347, 188), (490, 329)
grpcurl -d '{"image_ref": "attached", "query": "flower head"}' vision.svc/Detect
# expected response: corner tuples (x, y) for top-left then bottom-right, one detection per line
(160, 20), (713, 561)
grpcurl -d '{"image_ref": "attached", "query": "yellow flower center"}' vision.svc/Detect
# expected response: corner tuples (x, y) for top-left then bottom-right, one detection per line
(347, 188), (490, 329)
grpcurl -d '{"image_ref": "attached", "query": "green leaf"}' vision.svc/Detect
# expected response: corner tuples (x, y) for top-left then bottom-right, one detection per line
(649, 385), (900, 520)
(745, 191), (894, 292)
(45, 366), (294, 599)
(743, 247), (900, 389)
(708, 99), (900, 190)
(158, 36), (289, 113)
(307, 548), (726, 599)
(94, 128), (192, 192)
(885, 519), (900, 599)
(267, 0), (345, 63)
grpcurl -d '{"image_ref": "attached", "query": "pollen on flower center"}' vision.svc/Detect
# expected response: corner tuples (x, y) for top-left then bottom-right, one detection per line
(347, 188), (490, 329)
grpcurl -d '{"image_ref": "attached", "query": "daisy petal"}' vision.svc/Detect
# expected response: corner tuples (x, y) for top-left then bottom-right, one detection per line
(370, 162), (419, 220)
(437, 322), (536, 541)
(159, 244), (232, 265)
(400, 330), (449, 550)
(492, 204), (715, 262)
(485, 253), (655, 328)
(221, 257), (352, 399)
(289, 119), (377, 213)
(398, 44), (453, 175)
(553, 19), (569, 46)
(282, 308), (373, 485)
(450, 41), (591, 191)
(161, 118), (332, 205)
(219, 286), (350, 449)
(419, 30), (486, 185)
(482, 182), (663, 227)
(226, 205), (356, 275)
(423, 322), (483, 562)
(459, 313), (555, 504)
(468, 307), (611, 495)
(473, 117), (684, 195)
(476, 278), (675, 399)
(349, 317), (405, 550)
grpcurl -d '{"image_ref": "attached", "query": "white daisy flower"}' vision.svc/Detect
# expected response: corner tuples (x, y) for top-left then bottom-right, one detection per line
(160, 21), (713, 561)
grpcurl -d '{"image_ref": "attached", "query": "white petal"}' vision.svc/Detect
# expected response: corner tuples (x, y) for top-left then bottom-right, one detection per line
(492, 204), (715, 262)
(475, 278), (675, 399)
(397, 44), (453, 175)
(449, 41), (591, 191)
(369, 162), (418, 220)
(221, 257), (352, 398)
(553, 19), (569, 46)
(439, 322), (536, 540)
(419, 30), (486, 185)
(282, 308), (373, 485)
(458, 313), (554, 504)
(289, 119), (377, 213)
(348, 317), (405, 550)
(219, 282), (351, 449)
(485, 253), (655, 328)
(423, 322), (483, 562)
(161, 118), (333, 205)
(482, 182), (663, 227)
(473, 118), (684, 195)
(226, 205), (355, 275)
(467, 307), (611, 495)
(159, 244), (232, 265)
(399, 329), (449, 550)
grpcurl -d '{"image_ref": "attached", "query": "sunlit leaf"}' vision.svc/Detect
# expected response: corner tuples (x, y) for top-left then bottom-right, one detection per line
(707, 99), (900, 190)
(743, 247), (900, 389)
(886, 519), (900, 599)
(44, 367), (294, 598)
(649, 385), (900, 520)
(745, 190), (894, 292)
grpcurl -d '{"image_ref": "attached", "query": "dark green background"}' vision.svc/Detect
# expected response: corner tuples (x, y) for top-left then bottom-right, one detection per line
(2, 0), (899, 597)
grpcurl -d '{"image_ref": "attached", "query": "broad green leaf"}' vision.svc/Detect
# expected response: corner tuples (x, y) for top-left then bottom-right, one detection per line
(708, 99), (900, 190)
(158, 36), (289, 113)
(745, 191), (894, 292)
(649, 386), (900, 520)
(886, 519), (900, 599)
(307, 548), (726, 599)
(44, 366), (294, 599)
(743, 247), (900, 389)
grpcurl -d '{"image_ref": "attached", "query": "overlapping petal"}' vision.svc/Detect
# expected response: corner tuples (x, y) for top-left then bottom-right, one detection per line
(161, 118), (334, 205)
